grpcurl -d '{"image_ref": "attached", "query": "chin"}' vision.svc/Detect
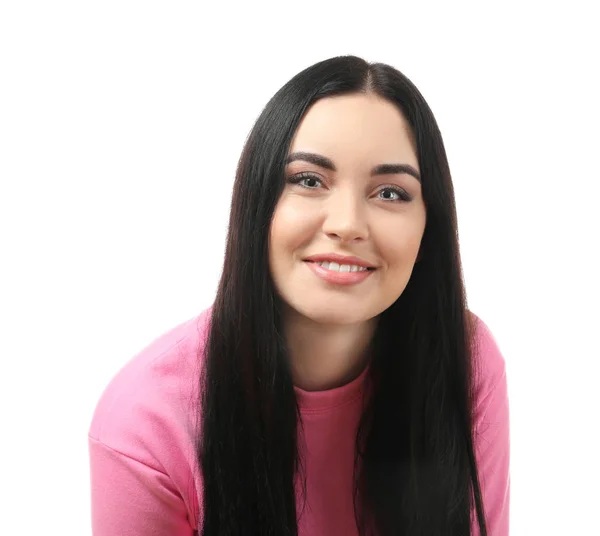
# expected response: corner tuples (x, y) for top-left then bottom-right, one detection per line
(293, 302), (375, 326)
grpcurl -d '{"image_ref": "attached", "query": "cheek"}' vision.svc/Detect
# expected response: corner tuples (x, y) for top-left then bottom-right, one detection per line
(270, 200), (316, 254)
(379, 225), (425, 267)
(269, 209), (291, 258)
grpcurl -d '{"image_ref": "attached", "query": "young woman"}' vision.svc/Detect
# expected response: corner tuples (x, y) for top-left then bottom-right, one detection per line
(89, 55), (510, 535)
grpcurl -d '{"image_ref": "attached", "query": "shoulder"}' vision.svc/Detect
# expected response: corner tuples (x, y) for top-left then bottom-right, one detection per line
(467, 312), (511, 535)
(88, 306), (213, 532)
(88, 306), (213, 492)
(89, 306), (212, 447)
(468, 311), (508, 403)
(467, 310), (510, 459)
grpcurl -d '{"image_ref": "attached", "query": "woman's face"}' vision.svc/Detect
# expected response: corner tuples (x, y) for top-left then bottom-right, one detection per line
(269, 93), (426, 326)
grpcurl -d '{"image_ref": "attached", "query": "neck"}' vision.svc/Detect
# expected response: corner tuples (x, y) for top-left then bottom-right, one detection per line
(282, 307), (378, 392)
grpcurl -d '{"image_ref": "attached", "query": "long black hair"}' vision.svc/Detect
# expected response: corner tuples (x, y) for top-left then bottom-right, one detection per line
(195, 55), (487, 535)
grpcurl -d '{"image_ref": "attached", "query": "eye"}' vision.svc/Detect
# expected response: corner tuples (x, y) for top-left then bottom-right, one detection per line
(286, 172), (323, 189)
(376, 186), (412, 203)
(286, 174), (412, 203)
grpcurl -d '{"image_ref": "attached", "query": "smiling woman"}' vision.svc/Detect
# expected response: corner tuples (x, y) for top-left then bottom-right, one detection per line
(89, 55), (510, 536)
(270, 95), (426, 353)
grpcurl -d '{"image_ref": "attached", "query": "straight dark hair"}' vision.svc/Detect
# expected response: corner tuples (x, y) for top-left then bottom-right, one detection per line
(195, 55), (488, 535)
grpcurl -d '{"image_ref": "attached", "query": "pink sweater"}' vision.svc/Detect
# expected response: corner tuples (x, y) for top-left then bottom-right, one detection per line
(88, 307), (510, 535)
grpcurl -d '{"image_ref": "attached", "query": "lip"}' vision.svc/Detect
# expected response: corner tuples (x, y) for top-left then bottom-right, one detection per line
(303, 253), (376, 269)
(304, 260), (375, 286)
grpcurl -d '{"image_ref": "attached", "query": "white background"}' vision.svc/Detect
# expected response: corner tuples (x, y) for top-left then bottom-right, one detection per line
(1, 1), (598, 534)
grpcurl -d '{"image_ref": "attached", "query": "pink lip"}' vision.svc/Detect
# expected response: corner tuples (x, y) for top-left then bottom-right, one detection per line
(303, 253), (375, 268)
(305, 261), (375, 286)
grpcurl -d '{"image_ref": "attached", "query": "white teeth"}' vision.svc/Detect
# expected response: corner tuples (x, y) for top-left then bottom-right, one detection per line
(316, 261), (368, 272)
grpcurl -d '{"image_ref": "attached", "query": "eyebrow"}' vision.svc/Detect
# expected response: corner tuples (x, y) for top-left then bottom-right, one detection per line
(285, 151), (421, 182)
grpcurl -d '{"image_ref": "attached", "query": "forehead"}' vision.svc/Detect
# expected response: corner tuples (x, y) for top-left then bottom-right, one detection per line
(289, 94), (418, 168)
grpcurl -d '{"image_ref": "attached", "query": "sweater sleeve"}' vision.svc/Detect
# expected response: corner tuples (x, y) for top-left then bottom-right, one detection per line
(470, 316), (511, 536)
(89, 436), (195, 536)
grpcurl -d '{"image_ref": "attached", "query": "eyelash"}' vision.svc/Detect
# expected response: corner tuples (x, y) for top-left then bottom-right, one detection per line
(287, 172), (412, 203)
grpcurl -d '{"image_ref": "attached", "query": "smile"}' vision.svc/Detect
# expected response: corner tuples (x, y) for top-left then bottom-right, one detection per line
(304, 261), (376, 286)
(312, 261), (371, 272)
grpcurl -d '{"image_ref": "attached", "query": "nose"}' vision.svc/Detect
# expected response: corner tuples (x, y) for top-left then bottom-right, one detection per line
(322, 189), (369, 243)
